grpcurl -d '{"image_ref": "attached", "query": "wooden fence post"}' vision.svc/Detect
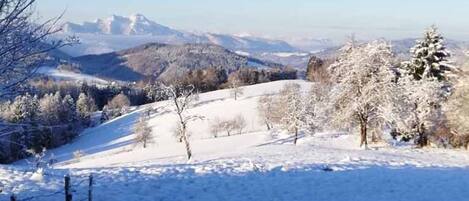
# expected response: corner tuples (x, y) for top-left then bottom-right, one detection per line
(65, 175), (72, 201)
(88, 174), (93, 201)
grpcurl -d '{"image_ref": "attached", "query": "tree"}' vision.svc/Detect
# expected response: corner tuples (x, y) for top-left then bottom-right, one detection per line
(445, 75), (469, 135)
(279, 83), (305, 145)
(0, 0), (75, 97)
(164, 84), (201, 160)
(38, 92), (62, 125)
(257, 95), (277, 130)
(60, 94), (77, 123)
(304, 82), (333, 134)
(402, 26), (453, 81)
(8, 93), (39, 123)
(329, 40), (396, 148)
(228, 73), (244, 100)
(104, 93), (131, 119)
(133, 115), (153, 149)
(76, 93), (97, 126)
(394, 26), (454, 147)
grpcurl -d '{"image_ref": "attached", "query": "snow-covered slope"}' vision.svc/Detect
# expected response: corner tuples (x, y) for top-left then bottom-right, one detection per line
(37, 66), (110, 85)
(2, 80), (469, 201)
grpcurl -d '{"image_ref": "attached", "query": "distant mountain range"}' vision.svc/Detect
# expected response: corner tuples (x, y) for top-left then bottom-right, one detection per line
(60, 14), (312, 57)
(57, 14), (468, 71)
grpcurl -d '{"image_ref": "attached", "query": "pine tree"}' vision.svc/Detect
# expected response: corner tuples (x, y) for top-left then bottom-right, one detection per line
(403, 26), (452, 81)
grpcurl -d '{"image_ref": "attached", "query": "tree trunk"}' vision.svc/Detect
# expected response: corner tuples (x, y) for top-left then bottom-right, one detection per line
(359, 120), (368, 148)
(293, 127), (298, 145)
(265, 120), (271, 130)
(181, 126), (192, 160)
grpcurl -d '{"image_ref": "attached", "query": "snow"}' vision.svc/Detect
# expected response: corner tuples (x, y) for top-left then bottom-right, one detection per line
(2, 80), (469, 201)
(37, 67), (110, 85)
(271, 52), (309, 57)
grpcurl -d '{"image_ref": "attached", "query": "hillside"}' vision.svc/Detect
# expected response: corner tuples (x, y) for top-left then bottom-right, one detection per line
(72, 43), (282, 81)
(2, 80), (469, 201)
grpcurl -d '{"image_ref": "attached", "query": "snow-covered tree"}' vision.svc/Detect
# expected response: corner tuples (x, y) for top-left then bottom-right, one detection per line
(257, 95), (278, 130)
(104, 93), (131, 119)
(445, 77), (469, 135)
(392, 27), (454, 147)
(329, 40), (397, 148)
(387, 75), (449, 146)
(38, 92), (62, 125)
(279, 83), (305, 145)
(8, 93), (39, 123)
(164, 84), (202, 160)
(76, 93), (97, 125)
(228, 73), (244, 100)
(304, 82), (333, 134)
(133, 115), (153, 149)
(60, 94), (77, 123)
(0, 0), (75, 97)
(402, 26), (453, 81)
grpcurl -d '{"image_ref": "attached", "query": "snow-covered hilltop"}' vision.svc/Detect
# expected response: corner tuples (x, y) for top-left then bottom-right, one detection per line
(2, 80), (469, 201)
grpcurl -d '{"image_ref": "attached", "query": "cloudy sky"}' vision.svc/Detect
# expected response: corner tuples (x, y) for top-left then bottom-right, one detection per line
(37, 0), (469, 41)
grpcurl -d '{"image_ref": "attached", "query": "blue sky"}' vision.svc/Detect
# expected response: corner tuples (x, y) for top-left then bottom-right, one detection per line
(37, 0), (469, 41)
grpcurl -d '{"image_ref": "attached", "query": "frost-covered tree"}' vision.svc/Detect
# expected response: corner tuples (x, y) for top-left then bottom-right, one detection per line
(8, 93), (39, 123)
(445, 76), (469, 135)
(228, 73), (244, 100)
(402, 26), (453, 81)
(279, 83), (305, 145)
(304, 82), (333, 134)
(329, 40), (397, 148)
(133, 115), (153, 149)
(257, 95), (277, 130)
(76, 93), (97, 125)
(392, 27), (454, 147)
(104, 93), (131, 119)
(388, 75), (449, 147)
(0, 0), (75, 97)
(164, 84), (201, 160)
(38, 92), (62, 125)
(60, 94), (77, 123)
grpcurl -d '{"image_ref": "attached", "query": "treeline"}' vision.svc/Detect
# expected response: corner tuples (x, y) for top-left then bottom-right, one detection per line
(0, 92), (96, 163)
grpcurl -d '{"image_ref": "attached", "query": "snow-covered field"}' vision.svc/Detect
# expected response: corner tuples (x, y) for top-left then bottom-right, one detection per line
(2, 80), (469, 201)
(37, 67), (110, 85)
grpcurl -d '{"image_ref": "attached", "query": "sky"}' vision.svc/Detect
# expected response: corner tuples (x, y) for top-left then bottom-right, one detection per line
(37, 0), (469, 41)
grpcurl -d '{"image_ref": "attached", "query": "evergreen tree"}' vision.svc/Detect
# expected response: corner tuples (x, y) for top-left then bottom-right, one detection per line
(403, 26), (452, 81)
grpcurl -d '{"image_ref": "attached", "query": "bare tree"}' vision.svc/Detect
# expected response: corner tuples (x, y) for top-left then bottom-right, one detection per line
(164, 84), (201, 160)
(133, 115), (153, 149)
(0, 0), (76, 97)
(228, 73), (244, 100)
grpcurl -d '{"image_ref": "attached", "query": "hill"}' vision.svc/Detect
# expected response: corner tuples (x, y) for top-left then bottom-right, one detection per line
(72, 43), (283, 82)
(2, 80), (469, 201)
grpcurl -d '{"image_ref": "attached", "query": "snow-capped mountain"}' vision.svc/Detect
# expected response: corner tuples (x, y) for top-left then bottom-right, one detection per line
(64, 14), (181, 36)
(60, 14), (315, 57)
